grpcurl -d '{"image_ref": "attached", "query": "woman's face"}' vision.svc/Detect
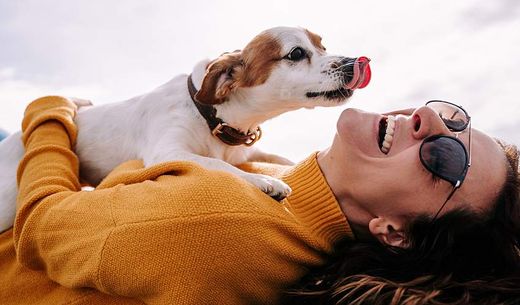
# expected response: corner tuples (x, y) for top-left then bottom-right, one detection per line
(319, 104), (507, 245)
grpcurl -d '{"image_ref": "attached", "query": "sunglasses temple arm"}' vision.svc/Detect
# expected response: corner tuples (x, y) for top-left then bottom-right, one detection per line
(468, 120), (472, 167)
(432, 186), (458, 221)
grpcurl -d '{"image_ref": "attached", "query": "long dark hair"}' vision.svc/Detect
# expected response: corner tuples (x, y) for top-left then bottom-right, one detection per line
(284, 142), (520, 305)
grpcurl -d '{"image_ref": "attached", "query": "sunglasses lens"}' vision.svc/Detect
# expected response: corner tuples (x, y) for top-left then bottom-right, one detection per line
(420, 136), (468, 186)
(426, 101), (468, 131)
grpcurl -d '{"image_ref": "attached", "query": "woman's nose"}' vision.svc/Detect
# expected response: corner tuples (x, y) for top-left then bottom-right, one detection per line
(410, 106), (451, 140)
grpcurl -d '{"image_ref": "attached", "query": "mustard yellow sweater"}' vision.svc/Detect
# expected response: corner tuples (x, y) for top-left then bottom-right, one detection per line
(0, 96), (353, 305)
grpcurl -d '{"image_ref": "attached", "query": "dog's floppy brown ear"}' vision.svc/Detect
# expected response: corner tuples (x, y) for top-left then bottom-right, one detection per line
(196, 52), (243, 105)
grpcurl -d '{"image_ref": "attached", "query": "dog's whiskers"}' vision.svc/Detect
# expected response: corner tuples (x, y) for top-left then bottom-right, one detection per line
(330, 61), (355, 74)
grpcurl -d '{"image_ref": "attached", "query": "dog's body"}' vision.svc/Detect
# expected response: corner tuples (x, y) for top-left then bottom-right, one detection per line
(0, 27), (371, 232)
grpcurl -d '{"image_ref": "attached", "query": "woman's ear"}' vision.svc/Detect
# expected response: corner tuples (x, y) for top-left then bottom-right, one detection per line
(368, 217), (408, 248)
(195, 52), (243, 105)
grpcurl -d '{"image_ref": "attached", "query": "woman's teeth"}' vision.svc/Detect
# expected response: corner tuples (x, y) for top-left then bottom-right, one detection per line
(381, 116), (396, 154)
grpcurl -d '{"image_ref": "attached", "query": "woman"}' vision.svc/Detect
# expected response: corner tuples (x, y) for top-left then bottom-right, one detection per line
(0, 96), (518, 304)
(284, 106), (520, 303)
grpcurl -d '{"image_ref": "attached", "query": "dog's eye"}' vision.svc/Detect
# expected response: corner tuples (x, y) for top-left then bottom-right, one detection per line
(285, 47), (306, 61)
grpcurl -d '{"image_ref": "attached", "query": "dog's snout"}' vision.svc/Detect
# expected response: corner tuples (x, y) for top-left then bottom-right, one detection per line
(331, 57), (357, 73)
(331, 57), (357, 87)
(331, 57), (371, 90)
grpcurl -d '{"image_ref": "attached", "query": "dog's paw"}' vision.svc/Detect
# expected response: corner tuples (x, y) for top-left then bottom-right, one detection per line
(243, 173), (292, 201)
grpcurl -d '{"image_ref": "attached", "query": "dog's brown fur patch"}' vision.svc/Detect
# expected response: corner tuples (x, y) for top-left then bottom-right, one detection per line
(196, 52), (243, 104)
(238, 33), (282, 87)
(305, 29), (326, 53)
(196, 33), (282, 104)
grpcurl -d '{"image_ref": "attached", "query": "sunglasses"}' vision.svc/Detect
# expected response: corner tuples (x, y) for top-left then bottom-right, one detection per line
(419, 100), (472, 221)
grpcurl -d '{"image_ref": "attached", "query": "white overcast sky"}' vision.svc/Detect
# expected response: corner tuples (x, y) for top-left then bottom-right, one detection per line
(1, 0), (519, 161)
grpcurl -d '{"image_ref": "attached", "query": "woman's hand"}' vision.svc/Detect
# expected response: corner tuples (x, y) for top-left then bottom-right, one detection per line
(21, 96), (92, 146)
(69, 97), (93, 111)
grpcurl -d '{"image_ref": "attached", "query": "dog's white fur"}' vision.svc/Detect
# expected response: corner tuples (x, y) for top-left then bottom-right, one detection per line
(0, 27), (360, 232)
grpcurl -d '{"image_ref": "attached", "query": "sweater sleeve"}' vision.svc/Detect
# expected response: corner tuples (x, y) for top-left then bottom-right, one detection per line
(14, 96), (98, 282)
(14, 96), (326, 305)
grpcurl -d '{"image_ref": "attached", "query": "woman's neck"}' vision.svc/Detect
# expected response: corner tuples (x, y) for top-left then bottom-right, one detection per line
(317, 148), (374, 238)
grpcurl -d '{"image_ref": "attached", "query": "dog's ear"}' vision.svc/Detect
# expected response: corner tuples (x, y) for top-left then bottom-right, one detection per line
(196, 51), (243, 105)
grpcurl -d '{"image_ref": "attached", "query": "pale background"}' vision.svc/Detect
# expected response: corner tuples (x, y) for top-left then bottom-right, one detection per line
(1, 0), (519, 161)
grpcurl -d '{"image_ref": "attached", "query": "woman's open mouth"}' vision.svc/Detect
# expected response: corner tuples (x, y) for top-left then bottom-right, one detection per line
(378, 115), (396, 154)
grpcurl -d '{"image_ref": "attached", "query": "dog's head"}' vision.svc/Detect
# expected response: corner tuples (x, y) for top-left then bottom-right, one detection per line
(194, 27), (371, 109)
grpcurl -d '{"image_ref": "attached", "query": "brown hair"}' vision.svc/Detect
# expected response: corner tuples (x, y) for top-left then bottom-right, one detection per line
(284, 141), (520, 305)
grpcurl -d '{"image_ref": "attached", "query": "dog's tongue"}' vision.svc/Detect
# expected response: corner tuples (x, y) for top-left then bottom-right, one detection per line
(345, 56), (371, 90)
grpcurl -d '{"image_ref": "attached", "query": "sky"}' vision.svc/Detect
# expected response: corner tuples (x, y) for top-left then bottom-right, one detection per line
(1, 0), (519, 161)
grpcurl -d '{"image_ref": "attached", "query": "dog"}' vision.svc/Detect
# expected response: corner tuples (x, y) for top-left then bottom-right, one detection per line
(0, 26), (371, 232)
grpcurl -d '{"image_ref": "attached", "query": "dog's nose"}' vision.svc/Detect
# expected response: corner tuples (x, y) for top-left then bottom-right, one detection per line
(333, 57), (371, 89)
(332, 57), (356, 70)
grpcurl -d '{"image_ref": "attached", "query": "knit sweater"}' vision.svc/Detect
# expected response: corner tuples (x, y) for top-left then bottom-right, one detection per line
(0, 96), (353, 305)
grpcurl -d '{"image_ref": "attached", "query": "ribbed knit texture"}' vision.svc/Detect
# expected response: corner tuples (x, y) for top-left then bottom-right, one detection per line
(0, 96), (353, 305)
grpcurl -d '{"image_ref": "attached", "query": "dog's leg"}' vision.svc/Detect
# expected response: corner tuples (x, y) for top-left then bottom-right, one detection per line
(247, 148), (295, 166)
(0, 132), (24, 232)
(145, 151), (292, 200)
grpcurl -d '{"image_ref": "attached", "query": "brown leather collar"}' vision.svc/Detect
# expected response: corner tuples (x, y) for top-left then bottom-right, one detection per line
(187, 74), (262, 146)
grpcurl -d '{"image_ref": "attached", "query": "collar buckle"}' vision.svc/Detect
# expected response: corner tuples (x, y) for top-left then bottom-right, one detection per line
(211, 122), (228, 136)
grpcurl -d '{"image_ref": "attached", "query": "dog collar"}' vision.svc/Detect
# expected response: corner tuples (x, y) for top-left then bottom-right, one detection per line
(187, 75), (262, 146)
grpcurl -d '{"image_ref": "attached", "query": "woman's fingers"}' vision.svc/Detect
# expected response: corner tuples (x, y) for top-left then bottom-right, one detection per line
(68, 97), (93, 109)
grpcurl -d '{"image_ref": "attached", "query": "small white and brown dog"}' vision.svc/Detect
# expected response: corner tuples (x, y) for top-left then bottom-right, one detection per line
(0, 26), (371, 232)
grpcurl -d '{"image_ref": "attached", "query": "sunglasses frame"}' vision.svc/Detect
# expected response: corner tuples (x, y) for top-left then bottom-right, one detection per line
(419, 135), (470, 187)
(422, 100), (472, 221)
(425, 100), (471, 132)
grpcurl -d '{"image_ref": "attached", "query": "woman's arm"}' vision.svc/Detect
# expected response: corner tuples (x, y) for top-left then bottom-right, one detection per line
(14, 96), (103, 283)
(14, 96), (313, 304)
